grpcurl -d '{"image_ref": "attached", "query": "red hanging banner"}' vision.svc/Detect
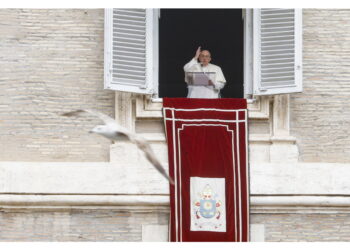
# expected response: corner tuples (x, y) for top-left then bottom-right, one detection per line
(163, 98), (249, 242)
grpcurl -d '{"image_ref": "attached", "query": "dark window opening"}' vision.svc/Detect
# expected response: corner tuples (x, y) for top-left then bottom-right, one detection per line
(158, 9), (244, 98)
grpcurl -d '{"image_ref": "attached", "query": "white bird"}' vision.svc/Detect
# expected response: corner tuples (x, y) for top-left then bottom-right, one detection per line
(61, 109), (174, 185)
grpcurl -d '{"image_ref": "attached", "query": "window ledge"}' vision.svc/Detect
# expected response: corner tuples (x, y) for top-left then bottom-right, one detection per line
(150, 97), (256, 104)
(135, 94), (268, 119)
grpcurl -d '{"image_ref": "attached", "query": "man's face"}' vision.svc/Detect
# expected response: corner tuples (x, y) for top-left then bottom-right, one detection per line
(199, 50), (211, 66)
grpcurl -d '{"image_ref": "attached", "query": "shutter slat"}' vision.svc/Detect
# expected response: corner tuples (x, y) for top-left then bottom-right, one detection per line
(114, 36), (146, 44)
(262, 35), (294, 40)
(115, 41), (146, 49)
(114, 10), (146, 19)
(114, 27), (145, 35)
(262, 53), (294, 58)
(262, 48), (294, 53)
(113, 72), (145, 80)
(260, 81), (295, 87)
(261, 62), (294, 67)
(261, 30), (294, 36)
(261, 44), (294, 49)
(114, 50), (146, 57)
(112, 78), (145, 85)
(114, 23), (146, 31)
(114, 17), (146, 25)
(115, 68), (146, 75)
(262, 66), (294, 71)
(262, 75), (294, 80)
(261, 9), (293, 14)
(261, 26), (294, 31)
(114, 45), (145, 53)
(261, 13), (294, 18)
(120, 9), (145, 13)
(114, 53), (145, 60)
(113, 14), (146, 22)
(261, 58), (294, 63)
(261, 22), (295, 28)
(115, 64), (146, 70)
(261, 39), (295, 45)
(261, 48), (294, 54)
(262, 71), (295, 76)
(113, 31), (145, 39)
(113, 32), (146, 42)
(114, 55), (146, 62)
(115, 9), (146, 16)
(261, 19), (294, 24)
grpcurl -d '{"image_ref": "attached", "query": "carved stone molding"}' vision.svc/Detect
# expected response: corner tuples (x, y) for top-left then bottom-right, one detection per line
(114, 92), (135, 131)
(135, 95), (270, 119)
(2, 194), (350, 215)
(270, 94), (299, 162)
(116, 92), (299, 163)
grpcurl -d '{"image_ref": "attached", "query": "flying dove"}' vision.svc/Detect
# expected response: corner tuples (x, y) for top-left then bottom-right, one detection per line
(61, 109), (174, 185)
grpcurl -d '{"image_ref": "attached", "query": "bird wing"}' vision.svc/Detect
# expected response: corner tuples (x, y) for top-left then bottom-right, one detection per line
(61, 109), (174, 184)
(132, 135), (174, 185)
(61, 109), (134, 140)
(61, 109), (116, 126)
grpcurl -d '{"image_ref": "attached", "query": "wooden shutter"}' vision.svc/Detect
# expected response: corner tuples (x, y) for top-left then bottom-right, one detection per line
(253, 8), (302, 95)
(104, 9), (155, 94)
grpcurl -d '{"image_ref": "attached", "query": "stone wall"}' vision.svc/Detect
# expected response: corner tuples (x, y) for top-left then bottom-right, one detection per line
(290, 9), (350, 163)
(0, 9), (113, 162)
(0, 208), (168, 241)
(1, 8), (350, 242)
(1, 208), (350, 242)
(252, 213), (350, 242)
(2, 8), (349, 163)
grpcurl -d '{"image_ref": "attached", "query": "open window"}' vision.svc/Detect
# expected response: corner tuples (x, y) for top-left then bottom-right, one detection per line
(158, 9), (244, 98)
(104, 8), (302, 97)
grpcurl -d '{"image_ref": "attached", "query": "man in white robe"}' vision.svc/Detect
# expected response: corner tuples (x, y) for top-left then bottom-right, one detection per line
(184, 47), (226, 98)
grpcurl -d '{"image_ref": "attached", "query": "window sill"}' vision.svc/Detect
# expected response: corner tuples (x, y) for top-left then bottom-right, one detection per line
(135, 94), (267, 119)
(150, 97), (256, 104)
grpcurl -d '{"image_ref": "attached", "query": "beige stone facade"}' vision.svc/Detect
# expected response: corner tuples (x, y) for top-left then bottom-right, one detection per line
(290, 9), (350, 163)
(0, 9), (114, 162)
(0, 8), (350, 242)
(2, 208), (350, 242)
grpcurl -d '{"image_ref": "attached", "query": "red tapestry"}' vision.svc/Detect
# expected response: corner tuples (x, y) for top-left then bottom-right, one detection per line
(163, 98), (249, 242)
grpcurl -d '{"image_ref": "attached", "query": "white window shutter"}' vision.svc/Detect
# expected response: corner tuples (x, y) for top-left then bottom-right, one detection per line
(104, 9), (155, 94)
(253, 9), (302, 95)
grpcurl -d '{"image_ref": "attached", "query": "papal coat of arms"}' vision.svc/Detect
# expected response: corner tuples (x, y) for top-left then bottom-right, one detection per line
(195, 184), (221, 219)
(191, 181), (225, 232)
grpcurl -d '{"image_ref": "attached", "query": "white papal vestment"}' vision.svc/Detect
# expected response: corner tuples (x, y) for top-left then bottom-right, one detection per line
(183, 58), (226, 98)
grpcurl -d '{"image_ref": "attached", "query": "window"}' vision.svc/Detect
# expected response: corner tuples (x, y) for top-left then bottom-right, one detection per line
(104, 8), (302, 97)
(158, 9), (244, 98)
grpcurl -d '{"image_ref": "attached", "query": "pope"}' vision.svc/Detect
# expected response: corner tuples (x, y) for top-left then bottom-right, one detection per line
(184, 46), (227, 98)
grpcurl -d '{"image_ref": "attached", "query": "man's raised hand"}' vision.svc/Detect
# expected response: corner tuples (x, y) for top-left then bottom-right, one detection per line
(194, 46), (201, 60)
